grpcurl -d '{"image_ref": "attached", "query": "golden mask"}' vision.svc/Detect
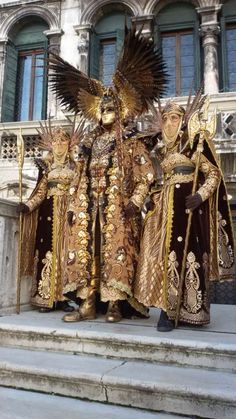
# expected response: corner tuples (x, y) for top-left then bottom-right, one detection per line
(162, 102), (185, 148)
(51, 128), (70, 162)
(100, 96), (116, 126)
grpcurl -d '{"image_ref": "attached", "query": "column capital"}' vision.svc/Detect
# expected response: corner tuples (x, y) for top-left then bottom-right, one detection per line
(197, 4), (222, 18)
(200, 23), (220, 39)
(0, 37), (8, 45)
(44, 29), (63, 54)
(197, 4), (222, 12)
(74, 25), (92, 55)
(73, 24), (93, 36)
(197, 3), (222, 36)
(73, 25), (93, 74)
(0, 38), (8, 60)
(43, 29), (64, 38)
(131, 15), (154, 38)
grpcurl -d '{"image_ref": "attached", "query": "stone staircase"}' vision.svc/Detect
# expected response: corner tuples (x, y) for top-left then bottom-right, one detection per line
(0, 304), (235, 419)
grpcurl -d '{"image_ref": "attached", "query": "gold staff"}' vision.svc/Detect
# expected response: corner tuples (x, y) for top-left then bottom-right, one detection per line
(175, 98), (216, 327)
(16, 129), (25, 314)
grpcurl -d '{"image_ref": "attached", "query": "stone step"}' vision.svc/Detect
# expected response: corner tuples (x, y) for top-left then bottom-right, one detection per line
(0, 387), (186, 419)
(0, 307), (235, 371)
(0, 346), (235, 418)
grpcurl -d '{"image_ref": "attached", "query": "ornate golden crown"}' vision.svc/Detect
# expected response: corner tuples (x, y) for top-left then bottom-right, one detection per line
(37, 118), (85, 152)
(51, 127), (70, 142)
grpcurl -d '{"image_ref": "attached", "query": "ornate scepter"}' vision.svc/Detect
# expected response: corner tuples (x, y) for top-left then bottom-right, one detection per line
(16, 129), (25, 314)
(175, 98), (216, 327)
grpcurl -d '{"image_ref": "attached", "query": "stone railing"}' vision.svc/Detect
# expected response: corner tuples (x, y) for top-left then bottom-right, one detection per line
(0, 199), (31, 314)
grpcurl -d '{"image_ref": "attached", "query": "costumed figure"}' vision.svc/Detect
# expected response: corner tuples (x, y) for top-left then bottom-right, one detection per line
(17, 120), (84, 312)
(47, 24), (167, 322)
(134, 90), (235, 331)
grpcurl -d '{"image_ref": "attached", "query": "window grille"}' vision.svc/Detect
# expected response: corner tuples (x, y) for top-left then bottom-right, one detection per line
(1, 135), (42, 159)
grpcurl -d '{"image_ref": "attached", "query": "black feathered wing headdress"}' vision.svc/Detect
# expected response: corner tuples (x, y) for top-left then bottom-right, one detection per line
(47, 23), (168, 122)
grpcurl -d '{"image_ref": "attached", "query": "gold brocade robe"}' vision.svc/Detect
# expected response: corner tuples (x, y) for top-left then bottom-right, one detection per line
(134, 139), (235, 325)
(63, 131), (154, 314)
(21, 161), (79, 308)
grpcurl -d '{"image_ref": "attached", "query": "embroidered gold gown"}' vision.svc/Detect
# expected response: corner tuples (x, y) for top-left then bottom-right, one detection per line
(134, 139), (235, 325)
(63, 129), (154, 315)
(22, 160), (79, 308)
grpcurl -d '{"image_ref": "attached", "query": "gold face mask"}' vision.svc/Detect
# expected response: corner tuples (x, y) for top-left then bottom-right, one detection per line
(51, 129), (69, 163)
(162, 103), (185, 148)
(100, 99), (116, 126)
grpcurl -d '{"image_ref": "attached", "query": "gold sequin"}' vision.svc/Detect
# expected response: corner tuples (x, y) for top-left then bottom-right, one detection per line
(147, 172), (154, 182)
(69, 187), (76, 195)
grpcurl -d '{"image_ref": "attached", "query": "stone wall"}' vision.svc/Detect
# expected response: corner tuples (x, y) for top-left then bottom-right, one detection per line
(0, 199), (31, 314)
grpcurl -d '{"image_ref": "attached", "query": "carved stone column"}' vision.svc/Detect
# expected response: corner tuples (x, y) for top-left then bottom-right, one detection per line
(44, 29), (63, 118)
(198, 5), (222, 94)
(200, 23), (220, 94)
(0, 39), (7, 121)
(74, 24), (92, 75)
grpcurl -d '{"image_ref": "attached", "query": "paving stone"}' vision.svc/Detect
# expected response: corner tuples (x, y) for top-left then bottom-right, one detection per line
(0, 306), (235, 371)
(0, 387), (187, 419)
(0, 305), (235, 418)
(0, 346), (235, 418)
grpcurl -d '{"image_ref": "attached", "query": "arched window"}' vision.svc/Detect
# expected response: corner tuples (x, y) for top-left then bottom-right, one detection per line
(155, 2), (200, 97)
(90, 11), (131, 86)
(220, 0), (236, 92)
(2, 17), (48, 122)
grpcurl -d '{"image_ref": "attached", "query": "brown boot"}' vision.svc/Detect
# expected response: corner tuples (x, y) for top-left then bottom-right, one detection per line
(62, 289), (96, 322)
(105, 301), (122, 323)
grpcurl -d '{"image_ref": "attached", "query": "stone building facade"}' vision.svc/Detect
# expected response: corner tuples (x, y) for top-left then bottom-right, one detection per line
(0, 0), (235, 304)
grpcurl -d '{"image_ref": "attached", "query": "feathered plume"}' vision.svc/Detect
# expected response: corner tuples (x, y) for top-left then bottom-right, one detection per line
(113, 23), (168, 117)
(36, 117), (86, 152)
(69, 117), (86, 150)
(184, 84), (207, 125)
(46, 23), (168, 122)
(46, 52), (104, 118)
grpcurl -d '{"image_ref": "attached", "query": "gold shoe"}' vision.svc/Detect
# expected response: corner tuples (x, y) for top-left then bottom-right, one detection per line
(62, 290), (96, 322)
(105, 301), (122, 323)
(62, 310), (83, 322)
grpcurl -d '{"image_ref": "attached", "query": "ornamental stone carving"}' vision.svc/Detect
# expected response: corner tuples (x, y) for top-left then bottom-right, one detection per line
(198, 0), (220, 6)
(74, 24), (92, 74)
(200, 23), (220, 38)
(80, 0), (141, 25)
(131, 15), (154, 39)
(77, 32), (90, 54)
(0, 3), (61, 39)
(44, 29), (63, 54)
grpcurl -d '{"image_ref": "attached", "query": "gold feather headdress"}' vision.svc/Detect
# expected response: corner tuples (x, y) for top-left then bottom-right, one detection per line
(46, 23), (168, 175)
(36, 117), (85, 152)
(47, 24), (168, 123)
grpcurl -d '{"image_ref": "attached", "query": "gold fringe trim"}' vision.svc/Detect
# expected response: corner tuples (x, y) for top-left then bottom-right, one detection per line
(107, 278), (133, 298)
(49, 195), (57, 307)
(164, 184), (175, 309)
